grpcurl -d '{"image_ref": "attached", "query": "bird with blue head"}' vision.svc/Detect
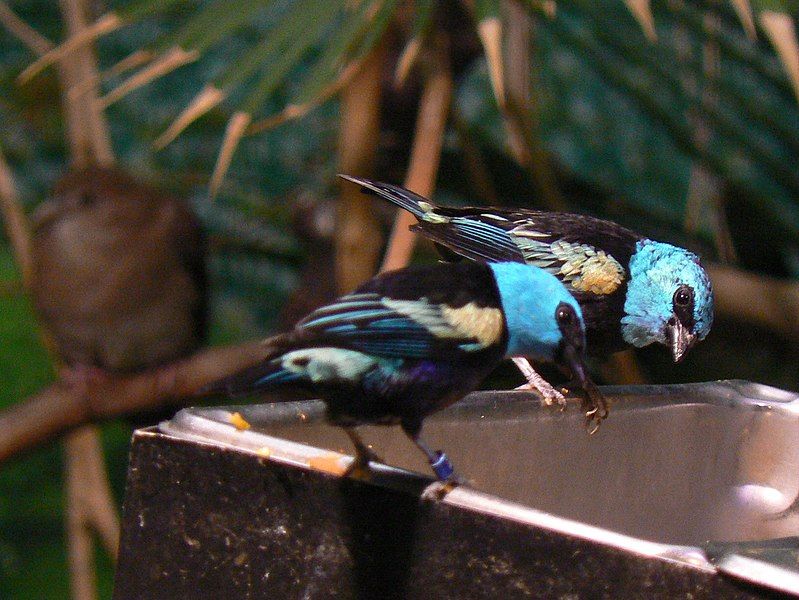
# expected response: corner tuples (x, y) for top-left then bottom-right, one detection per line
(205, 260), (602, 483)
(343, 176), (714, 411)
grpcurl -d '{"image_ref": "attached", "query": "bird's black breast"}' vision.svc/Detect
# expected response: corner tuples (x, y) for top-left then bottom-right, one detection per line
(575, 286), (629, 355)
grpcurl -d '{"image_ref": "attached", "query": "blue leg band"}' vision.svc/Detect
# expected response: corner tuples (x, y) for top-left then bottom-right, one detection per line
(430, 451), (454, 481)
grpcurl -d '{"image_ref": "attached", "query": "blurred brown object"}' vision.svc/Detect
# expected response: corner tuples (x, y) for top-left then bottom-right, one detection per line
(30, 166), (206, 373)
(279, 191), (338, 328)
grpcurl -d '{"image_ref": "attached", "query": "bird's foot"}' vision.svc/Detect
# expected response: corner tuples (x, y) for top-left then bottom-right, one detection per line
(422, 479), (461, 500)
(343, 446), (384, 481)
(514, 380), (567, 409)
(511, 357), (566, 409)
(422, 453), (465, 500)
(428, 451), (466, 486)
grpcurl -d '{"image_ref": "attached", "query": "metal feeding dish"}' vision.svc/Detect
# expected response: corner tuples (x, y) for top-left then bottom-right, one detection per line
(114, 381), (799, 599)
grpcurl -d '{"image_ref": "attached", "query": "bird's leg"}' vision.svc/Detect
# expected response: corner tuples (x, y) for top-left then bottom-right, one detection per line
(401, 421), (462, 484)
(511, 357), (566, 409)
(343, 427), (383, 478)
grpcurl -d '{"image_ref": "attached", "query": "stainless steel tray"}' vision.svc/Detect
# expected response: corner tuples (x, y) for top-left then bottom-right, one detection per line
(158, 380), (799, 597)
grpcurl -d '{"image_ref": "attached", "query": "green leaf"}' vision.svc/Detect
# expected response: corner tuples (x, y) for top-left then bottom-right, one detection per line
(241, 1), (344, 114)
(216, 0), (333, 92)
(292, 0), (380, 104)
(163, 0), (272, 53)
(116, 0), (190, 22)
(542, 6), (799, 238)
(475, 0), (502, 22)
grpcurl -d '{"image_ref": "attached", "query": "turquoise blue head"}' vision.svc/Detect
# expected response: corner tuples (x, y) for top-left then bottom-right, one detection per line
(622, 240), (714, 362)
(489, 262), (585, 361)
(490, 262), (602, 409)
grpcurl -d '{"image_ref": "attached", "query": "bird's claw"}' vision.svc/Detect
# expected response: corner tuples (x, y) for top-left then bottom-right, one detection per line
(343, 447), (384, 480)
(421, 480), (461, 500)
(583, 401), (609, 435)
(344, 461), (372, 481)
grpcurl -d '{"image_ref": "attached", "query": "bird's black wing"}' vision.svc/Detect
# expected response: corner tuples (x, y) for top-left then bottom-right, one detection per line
(297, 262), (507, 359)
(204, 263), (507, 397)
(415, 207), (642, 298)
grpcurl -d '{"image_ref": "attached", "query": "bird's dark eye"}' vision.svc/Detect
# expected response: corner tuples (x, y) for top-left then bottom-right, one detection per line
(673, 286), (693, 308)
(556, 304), (575, 326)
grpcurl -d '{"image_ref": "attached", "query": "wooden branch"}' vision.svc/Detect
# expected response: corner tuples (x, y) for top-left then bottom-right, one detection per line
(65, 426), (116, 600)
(500, 1), (565, 211)
(0, 341), (267, 464)
(707, 263), (799, 339)
(0, 148), (33, 286)
(335, 41), (386, 294)
(60, 0), (114, 167)
(380, 35), (453, 273)
(0, 2), (53, 55)
(56, 3), (118, 594)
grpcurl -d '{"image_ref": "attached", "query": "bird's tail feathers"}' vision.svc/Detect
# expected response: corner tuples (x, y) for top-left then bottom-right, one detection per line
(199, 333), (302, 398)
(338, 174), (434, 220)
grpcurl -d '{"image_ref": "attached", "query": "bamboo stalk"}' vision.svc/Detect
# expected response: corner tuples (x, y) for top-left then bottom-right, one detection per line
(394, 36), (423, 87)
(17, 12), (122, 84)
(380, 35), (453, 272)
(98, 46), (198, 109)
(501, 0), (565, 211)
(62, 0), (114, 167)
(335, 42), (386, 293)
(208, 111), (251, 198)
(58, 2), (119, 596)
(0, 2), (53, 55)
(154, 84), (225, 149)
(0, 149), (33, 286)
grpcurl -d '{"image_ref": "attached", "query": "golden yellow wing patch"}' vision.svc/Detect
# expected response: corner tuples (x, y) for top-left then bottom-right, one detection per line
(441, 303), (504, 347)
(382, 298), (504, 349)
(550, 240), (624, 295)
(511, 230), (625, 296)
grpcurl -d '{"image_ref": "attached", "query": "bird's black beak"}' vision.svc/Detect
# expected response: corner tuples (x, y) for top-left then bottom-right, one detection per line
(667, 318), (697, 363)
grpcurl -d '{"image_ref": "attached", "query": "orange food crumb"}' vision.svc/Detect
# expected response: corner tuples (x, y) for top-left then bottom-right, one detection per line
(308, 454), (347, 476)
(256, 446), (271, 458)
(229, 412), (251, 431)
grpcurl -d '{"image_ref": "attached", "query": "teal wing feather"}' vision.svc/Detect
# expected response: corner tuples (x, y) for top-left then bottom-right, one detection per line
(412, 218), (526, 263)
(297, 292), (504, 358)
(417, 215), (627, 296)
